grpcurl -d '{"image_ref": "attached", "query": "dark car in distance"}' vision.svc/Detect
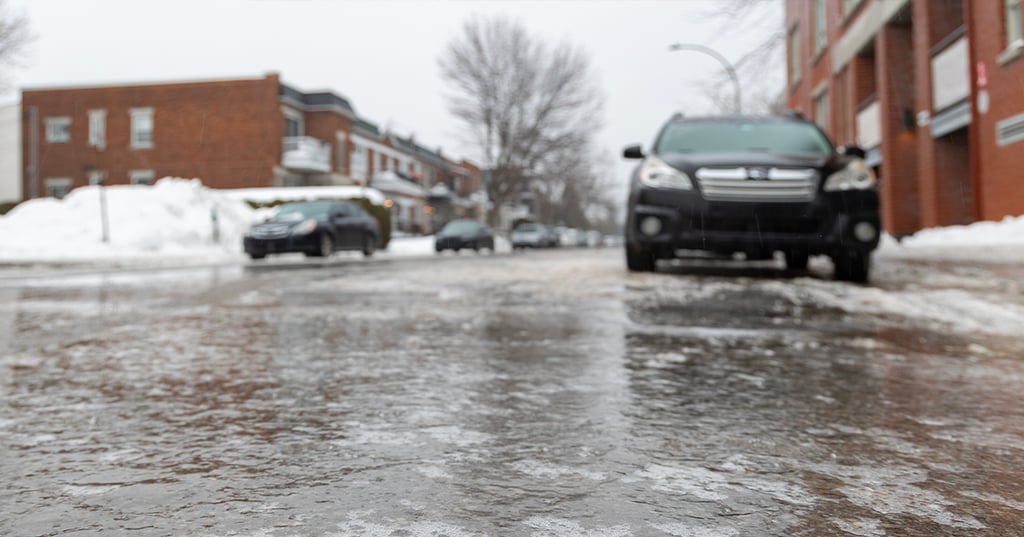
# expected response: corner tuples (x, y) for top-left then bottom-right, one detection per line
(623, 113), (880, 282)
(435, 219), (495, 253)
(243, 200), (379, 260)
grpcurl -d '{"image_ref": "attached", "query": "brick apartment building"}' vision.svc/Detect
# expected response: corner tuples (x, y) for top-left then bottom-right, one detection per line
(786, 0), (1024, 235)
(20, 73), (483, 229)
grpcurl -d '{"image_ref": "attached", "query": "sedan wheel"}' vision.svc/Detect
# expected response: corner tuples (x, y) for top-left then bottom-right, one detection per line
(362, 233), (376, 257)
(319, 233), (334, 257)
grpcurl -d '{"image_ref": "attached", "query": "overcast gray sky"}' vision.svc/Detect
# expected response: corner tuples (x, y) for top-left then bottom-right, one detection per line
(2, 0), (783, 193)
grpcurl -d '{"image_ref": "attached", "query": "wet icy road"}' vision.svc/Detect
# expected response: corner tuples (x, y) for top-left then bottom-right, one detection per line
(2, 249), (1024, 536)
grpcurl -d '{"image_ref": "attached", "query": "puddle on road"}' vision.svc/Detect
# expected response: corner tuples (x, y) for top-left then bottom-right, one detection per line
(2, 252), (1024, 535)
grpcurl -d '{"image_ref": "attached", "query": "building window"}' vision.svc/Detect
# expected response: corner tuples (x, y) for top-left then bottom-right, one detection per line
(842, 0), (863, 18)
(352, 145), (368, 180)
(45, 178), (72, 199)
(45, 117), (71, 143)
(284, 109), (303, 138)
(130, 108), (154, 149)
(336, 134), (347, 173)
(1008, 0), (1023, 47)
(130, 170), (155, 185)
(88, 171), (106, 186)
(814, 90), (830, 133)
(88, 109), (106, 149)
(813, 0), (827, 56)
(788, 27), (801, 86)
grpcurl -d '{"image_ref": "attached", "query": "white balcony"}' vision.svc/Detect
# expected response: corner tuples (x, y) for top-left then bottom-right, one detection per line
(282, 136), (331, 173)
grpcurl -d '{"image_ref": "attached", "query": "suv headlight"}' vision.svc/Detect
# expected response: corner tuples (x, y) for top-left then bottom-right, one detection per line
(639, 156), (693, 190)
(823, 159), (877, 191)
(293, 218), (318, 235)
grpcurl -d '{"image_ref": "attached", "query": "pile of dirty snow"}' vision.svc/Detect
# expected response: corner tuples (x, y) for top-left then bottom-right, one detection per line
(881, 214), (1024, 262)
(0, 178), (257, 261)
(901, 215), (1024, 246)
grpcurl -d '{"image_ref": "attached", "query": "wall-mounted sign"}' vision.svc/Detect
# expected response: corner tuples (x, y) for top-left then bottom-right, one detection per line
(977, 61), (989, 88)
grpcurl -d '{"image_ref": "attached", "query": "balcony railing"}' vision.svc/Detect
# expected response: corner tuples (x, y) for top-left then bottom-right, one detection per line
(282, 136), (331, 173)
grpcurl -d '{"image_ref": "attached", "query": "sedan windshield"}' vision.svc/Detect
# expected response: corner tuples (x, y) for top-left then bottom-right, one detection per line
(656, 120), (833, 157)
(513, 223), (540, 233)
(271, 202), (332, 222)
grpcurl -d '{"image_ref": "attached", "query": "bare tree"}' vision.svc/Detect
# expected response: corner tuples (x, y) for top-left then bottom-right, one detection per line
(699, 0), (786, 114)
(0, 0), (30, 89)
(438, 16), (603, 226)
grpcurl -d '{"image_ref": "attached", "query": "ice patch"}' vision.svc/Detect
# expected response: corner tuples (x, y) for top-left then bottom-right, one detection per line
(331, 515), (485, 537)
(62, 484), (119, 496)
(414, 465), (452, 479)
(523, 517), (631, 537)
(511, 460), (606, 481)
(650, 523), (739, 537)
(424, 426), (490, 447)
(831, 517), (886, 536)
(810, 463), (985, 530)
(635, 464), (731, 501)
(960, 490), (1024, 511)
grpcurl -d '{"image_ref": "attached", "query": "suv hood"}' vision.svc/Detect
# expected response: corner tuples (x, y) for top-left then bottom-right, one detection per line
(659, 152), (842, 175)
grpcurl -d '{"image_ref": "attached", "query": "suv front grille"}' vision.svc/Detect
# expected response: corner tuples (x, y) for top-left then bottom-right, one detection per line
(695, 167), (819, 202)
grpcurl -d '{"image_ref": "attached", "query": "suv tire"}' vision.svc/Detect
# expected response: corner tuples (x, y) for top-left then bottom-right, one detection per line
(626, 243), (656, 272)
(833, 251), (870, 283)
(785, 251), (809, 271)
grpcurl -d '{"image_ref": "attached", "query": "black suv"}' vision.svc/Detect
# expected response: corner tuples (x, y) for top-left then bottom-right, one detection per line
(623, 114), (880, 282)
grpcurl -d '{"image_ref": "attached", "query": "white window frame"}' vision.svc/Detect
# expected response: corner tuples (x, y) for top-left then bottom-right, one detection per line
(45, 178), (72, 199)
(814, 89), (830, 133)
(130, 108), (154, 149)
(336, 132), (347, 173)
(352, 144), (368, 181)
(813, 0), (827, 57)
(45, 117), (71, 143)
(1008, 0), (1023, 48)
(88, 109), (106, 149)
(129, 169), (155, 185)
(842, 0), (863, 19)
(788, 26), (802, 86)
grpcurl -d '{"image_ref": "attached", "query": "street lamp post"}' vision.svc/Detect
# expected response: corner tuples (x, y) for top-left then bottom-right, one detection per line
(668, 43), (742, 114)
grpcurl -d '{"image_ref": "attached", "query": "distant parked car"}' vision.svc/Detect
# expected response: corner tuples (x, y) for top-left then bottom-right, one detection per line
(435, 219), (495, 253)
(511, 222), (558, 249)
(243, 200), (379, 260)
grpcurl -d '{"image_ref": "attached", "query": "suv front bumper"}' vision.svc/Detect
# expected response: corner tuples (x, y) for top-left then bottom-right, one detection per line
(627, 188), (880, 258)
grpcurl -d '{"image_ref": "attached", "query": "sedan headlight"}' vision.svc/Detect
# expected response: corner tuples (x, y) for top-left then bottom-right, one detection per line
(639, 156), (693, 190)
(823, 159), (877, 191)
(293, 218), (318, 235)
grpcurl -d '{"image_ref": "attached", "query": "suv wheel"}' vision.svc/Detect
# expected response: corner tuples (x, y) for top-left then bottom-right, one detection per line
(785, 251), (809, 271)
(833, 251), (870, 283)
(625, 243), (656, 272)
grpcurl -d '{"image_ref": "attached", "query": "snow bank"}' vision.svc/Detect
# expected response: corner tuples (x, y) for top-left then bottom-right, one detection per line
(0, 178), (257, 261)
(901, 215), (1024, 246)
(223, 185), (386, 206)
(880, 214), (1024, 262)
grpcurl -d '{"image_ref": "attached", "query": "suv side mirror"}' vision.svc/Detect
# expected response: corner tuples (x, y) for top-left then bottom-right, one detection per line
(837, 144), (866, 159)
(623, 145), (645, 160)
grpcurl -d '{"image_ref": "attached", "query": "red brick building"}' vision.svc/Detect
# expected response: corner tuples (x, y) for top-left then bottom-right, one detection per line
(786, 0), (1024, 234)
(20, 73), (483, 219)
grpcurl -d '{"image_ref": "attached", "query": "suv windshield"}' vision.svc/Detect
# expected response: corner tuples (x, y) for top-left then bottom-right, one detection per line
(271, 202), (332, 222)
(656, 119), (833, 157)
